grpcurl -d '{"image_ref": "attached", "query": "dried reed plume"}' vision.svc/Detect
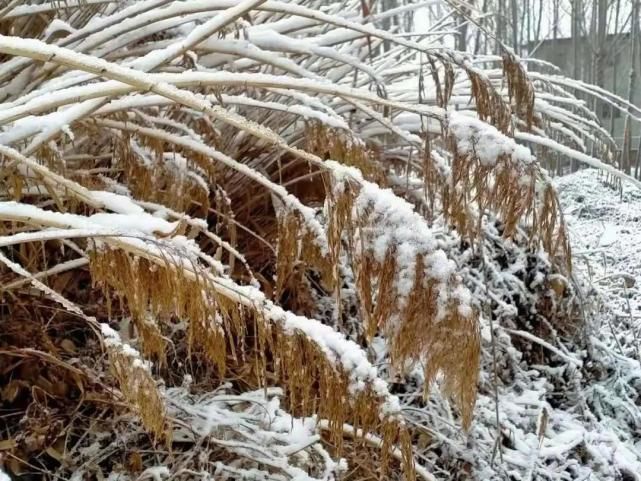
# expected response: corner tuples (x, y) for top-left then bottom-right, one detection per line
(0, 1), (626, 480)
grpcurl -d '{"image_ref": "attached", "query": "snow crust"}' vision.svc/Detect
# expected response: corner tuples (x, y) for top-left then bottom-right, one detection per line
(449, 114), (534, 166)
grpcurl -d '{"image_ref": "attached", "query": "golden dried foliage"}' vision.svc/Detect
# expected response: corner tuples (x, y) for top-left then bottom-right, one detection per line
(442, 149), (537, 239)
(90, 249), (228, 373)
(0, 3), (601, 479)
(305, 123), (387, 184)
(534, 183), (572, 271)
(503, 53), (537, 130)
(275, 211), (333, 298)
(467, 67), (513, 134)
(420, 136), (570, 273)
(103, 337), (168, 441)
(89, 246), (414, 475)
(114, 135), (210, 216)
(328, 180), (480, 429)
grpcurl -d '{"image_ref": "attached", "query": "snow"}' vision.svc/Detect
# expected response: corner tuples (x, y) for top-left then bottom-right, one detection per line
(558, 169), (641, 335)
(91, 191), (145, 215)
(138, 467), (169, 481)
(598, 224), (618, 247)
(263, 302), (402, 415)
(245, 28), (382, 84)
(517, 131), (641, 188)
(449, 114), (535, 166)
(2, 2), (641, 480)
(166, 386), (348, 481)
(0, 198), (397, 409)
(0, 201), (178, 236)
(0, 70), (446, 146)
(382, 169), (641, 480)
(101, 323), (152, 372)
(487, 169), (641, 479)
(215, 94), (349, 129)
(331, 163), (470, 321)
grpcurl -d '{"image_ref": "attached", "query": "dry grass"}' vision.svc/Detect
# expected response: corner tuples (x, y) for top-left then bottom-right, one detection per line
(0, 1), (616, 480)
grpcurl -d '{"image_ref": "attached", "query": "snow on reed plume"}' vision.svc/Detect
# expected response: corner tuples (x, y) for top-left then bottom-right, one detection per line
(0, 1), (637, 480)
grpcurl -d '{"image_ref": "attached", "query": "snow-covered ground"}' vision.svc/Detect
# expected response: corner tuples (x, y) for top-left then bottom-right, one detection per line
(557, 170), (641, 322)
(467, 170), (641, 480)
(544, 169), (641, 480)
(392, 169), (641, 481)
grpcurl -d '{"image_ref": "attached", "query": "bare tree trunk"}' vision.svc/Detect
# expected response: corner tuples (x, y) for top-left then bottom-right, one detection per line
(610, 0), (621, 137)
(592, 0), (608, 151)
(535, 0), (543, 42)
(510, 0), (518, 52)
(552, 0), (560, 40)
(635, 129), (641, 178)
(521, 0), (528, 51)
(380, 0), (395, 52)
(457, 1), (472, 52)
(496, 0), (505, 54)
(572, 0), (580, 80)
(474, 0), (489, 55)
(588, 0), (597, 89)
(571, 0), (581, 171)
(595, 0), (607, 89)
(636, 32), (641, 178)
(623, 0), (640, 175)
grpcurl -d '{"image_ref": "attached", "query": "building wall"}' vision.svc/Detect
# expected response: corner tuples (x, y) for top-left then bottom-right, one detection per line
(527, 34), (641, 150)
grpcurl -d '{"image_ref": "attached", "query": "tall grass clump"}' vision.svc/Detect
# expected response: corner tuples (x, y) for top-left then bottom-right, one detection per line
(0, 1), (636, 480)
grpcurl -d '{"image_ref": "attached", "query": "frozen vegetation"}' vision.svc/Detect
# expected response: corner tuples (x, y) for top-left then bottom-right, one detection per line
(0, 1), (640, 481)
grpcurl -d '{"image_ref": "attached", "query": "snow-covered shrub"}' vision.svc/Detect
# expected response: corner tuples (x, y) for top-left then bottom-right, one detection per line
(0, 2), (639, 480)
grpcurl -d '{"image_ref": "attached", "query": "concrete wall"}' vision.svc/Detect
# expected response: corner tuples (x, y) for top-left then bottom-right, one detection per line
(526, 34), (641, 150)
